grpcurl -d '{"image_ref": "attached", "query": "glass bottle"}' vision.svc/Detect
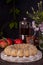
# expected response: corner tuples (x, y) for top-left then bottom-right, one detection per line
(19, 18), (29, 43)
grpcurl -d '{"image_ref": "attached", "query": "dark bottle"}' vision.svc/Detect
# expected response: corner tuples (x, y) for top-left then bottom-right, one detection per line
(19, 18), (29, 43)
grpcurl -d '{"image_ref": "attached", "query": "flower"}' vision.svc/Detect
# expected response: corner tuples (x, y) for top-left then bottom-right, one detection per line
(26, 1), (43, 25)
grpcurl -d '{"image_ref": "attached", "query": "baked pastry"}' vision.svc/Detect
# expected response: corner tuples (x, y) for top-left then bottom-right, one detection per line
(17, 49), (24, 57)
(24, 49), (29, 57)
(28, 45), (38, 56)
(4, 44), (38, 57)
(11, 49), (18, 57)
(4, 45), (12, 56)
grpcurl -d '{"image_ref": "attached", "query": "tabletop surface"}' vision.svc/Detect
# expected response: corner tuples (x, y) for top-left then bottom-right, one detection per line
(0, 48), (43, 65)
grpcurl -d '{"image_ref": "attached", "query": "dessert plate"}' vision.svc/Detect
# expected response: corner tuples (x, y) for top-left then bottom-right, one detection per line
(0, 50), (42, 62)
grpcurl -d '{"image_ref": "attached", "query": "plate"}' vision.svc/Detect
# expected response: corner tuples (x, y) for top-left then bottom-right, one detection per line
(0, 50), (42, 63)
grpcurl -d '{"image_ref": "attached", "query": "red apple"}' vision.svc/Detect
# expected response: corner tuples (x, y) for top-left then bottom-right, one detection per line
(14, 39), (23, 44)
(0, 40), (7, 48)
(0, 38), (13, 48)
(6, 38), (12, 45)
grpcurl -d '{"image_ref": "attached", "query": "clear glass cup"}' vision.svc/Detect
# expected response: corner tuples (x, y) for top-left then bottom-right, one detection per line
(26, 35), (34, 44)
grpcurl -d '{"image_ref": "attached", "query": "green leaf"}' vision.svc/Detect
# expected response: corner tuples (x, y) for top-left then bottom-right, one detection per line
(15, 8), (20, 14)
(26, 12), (33, 19)
(6, 0), (12, 4)
(9, 22), (15, 29)
(9, 22), (18, 29)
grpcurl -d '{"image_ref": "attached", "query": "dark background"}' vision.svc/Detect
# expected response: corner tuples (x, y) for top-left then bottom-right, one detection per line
(0, 0), (42, 39)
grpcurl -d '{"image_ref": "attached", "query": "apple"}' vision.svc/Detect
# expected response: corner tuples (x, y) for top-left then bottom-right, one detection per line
(14, 39), (23, 44)
(0, 38), (13, 48)
(0, 39), (7, 48)
(6, 38), (13, 45)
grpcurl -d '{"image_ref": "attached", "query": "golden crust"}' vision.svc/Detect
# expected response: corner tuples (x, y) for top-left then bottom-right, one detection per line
(17, 49), (24, 57)
(24, 49), (29, 57)
(4, 44), (38, 57)
(11, 49), (18, 57)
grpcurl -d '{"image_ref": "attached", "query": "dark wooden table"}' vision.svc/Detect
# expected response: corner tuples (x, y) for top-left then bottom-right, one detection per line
(0, 48), (43, 65)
